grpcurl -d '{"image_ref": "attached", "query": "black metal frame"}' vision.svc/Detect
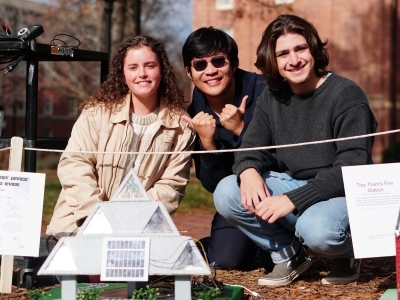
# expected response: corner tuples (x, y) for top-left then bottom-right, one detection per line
(0, 39), (109, 289)
(0, 41), (109, 169)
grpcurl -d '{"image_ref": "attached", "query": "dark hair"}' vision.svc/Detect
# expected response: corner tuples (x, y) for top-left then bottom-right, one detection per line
(255, 14), (329, 91)
(182, 26), (239, 71)
(78, 36), (184, 116)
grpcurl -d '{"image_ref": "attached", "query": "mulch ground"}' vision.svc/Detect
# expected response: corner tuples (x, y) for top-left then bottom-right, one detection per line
(0, 214), (396, 299)
(0, 251), (395, 299)
(215, 251), (396, 299)
(174, 213), (397, 300)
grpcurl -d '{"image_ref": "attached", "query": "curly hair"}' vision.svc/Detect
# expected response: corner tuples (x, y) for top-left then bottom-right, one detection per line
(255, 14), (329, 91)
(78, 36), (185, 117)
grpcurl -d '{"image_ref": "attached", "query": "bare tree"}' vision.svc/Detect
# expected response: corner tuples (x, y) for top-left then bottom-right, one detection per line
(0, 0), (192, 116)
(110, 0), (141, 54)
(139, 0), (193, 101)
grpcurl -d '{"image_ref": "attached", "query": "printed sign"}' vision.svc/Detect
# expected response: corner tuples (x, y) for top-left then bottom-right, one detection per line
(342, 163), (400, 258)
(0, 171), (46, 256)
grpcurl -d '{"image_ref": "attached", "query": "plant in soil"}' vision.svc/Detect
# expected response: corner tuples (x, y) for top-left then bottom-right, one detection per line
(192, 287), (222, 300)
(27, 288), (50, 300)
(131, 285), (159, 300)
(76, 286), (104, 300)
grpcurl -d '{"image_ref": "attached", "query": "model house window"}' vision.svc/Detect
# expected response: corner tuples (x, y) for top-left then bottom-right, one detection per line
(275, 0), (294, 4)
(216, 0), (234, 10)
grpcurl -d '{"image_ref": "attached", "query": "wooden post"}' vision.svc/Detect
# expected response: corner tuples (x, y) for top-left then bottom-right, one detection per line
(0, 137), (23, 293)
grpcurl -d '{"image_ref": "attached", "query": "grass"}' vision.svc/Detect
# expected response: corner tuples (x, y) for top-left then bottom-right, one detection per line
(178, 176), (216, 214)
(41, 170), (215, 228)
(42, 175), (62, 227)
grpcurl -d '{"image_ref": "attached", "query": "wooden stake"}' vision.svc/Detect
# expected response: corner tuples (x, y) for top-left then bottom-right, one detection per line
(0, 137), (23, 293)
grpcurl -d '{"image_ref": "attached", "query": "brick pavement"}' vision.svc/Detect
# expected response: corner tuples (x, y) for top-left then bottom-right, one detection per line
(171, 213), (214, 240)
(40, 212), (214, 240)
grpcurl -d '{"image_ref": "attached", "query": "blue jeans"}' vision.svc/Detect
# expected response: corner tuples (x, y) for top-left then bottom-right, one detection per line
(214, 171), (354, 264)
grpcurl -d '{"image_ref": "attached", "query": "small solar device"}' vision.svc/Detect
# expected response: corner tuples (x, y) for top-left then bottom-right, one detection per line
(38, 169), (210, 299)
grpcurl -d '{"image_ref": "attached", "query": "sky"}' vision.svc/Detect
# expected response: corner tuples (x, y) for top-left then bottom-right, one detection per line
(171, 0), (193, 40)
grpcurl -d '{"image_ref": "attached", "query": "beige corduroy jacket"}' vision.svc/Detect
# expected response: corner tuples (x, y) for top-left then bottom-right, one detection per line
(46, 94), (195, 237)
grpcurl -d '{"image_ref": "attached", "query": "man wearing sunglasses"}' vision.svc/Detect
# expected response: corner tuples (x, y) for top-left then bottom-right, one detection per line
(181, 27), (272, 271)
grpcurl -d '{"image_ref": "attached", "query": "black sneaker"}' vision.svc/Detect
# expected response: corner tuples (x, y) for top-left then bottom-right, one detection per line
(257, 247), (312, 286)
(321, 258), (361, 285)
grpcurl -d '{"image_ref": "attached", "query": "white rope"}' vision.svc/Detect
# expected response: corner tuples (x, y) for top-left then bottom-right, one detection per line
(3, 128), (399, 155)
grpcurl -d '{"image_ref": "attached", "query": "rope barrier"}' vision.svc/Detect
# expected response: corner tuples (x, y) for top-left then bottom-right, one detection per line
(1, 128), (400, 155)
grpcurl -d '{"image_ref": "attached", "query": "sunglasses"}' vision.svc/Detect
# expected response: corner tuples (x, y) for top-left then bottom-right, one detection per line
(191, 55), (227, 72)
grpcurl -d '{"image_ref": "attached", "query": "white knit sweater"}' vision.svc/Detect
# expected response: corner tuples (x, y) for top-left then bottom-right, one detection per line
(124, 107), (159, 177)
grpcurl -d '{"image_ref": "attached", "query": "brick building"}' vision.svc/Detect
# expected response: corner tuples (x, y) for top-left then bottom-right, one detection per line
(192, 0), (400, 162)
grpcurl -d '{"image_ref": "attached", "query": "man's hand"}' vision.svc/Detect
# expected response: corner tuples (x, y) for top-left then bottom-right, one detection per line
(239, 168), (270, 213)
(181, 112), (217, 150)
(220, 95), (248, 136)
(255, 195), (295, 223)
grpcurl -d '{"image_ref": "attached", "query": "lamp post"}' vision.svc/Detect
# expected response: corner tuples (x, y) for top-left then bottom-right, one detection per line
(104, 0), (114, 54)
(135, 0), (141, 36)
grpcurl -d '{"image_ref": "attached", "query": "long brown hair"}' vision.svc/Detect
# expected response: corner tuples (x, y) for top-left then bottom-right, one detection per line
(78, 36), (185, 116)
(255, 14), (329, 91)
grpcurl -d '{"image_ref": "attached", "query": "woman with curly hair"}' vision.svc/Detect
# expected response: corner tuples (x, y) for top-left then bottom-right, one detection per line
(46, 36), (195, 239)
